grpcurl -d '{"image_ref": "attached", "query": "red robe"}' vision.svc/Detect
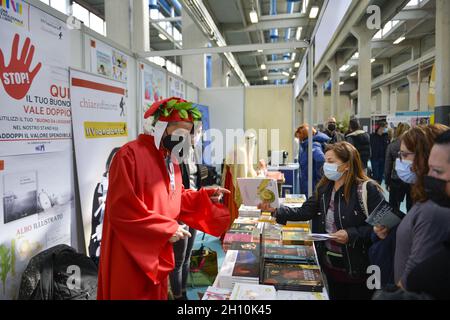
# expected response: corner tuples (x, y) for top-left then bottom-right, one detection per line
(97, 134), (230, 300)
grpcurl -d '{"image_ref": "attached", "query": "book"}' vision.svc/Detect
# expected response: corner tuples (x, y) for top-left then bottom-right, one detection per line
(230, 242), (260, 252)
(217, 250), (259, 289)
(237, 178), (280, 209)
(223, 232), (254, 243)
(365, 200), (404, 229)
(261, 262), (324, 292)
(282, 230), (314, 246)
(202, 287), (232, 300)
(232, 250), (260, 278)
(238, 205), (261, 218)
(263, 245), (316, 263)
(230, 283), (277, 300)
(277, 290), (329, 300)
(228, 223), (258, 233)
(234, 217), (260, 224)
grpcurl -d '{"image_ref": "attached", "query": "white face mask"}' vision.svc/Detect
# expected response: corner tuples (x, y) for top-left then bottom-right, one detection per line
(323, 163), (345, 181)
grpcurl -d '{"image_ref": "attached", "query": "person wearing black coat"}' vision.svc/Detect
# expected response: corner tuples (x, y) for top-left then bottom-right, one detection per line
(346, 119), (371, 170)
(261, 142), (385, 300)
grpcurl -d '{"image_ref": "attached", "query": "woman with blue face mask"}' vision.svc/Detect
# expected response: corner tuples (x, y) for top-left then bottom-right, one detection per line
(261, 142), (386, 300)
(393, 125), (450, 290)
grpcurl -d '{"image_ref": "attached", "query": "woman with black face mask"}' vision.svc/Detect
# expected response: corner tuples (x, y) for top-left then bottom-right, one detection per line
(394, 125), (450, 290)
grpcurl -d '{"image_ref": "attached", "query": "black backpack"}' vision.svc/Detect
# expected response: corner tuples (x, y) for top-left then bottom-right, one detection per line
(18, 245), (98, 300)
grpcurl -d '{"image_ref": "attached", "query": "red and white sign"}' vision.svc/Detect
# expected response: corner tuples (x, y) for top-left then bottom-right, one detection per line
(0, 2), (71, 156)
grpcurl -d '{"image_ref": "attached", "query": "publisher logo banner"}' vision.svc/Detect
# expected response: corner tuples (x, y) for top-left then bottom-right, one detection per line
(84, 122), (128, 139)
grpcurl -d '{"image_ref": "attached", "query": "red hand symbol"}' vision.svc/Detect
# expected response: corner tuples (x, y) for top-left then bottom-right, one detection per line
(0, 34), (42, 100)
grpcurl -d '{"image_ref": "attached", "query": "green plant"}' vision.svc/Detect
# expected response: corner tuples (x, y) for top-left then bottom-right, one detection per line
(0, 244), (12, 295)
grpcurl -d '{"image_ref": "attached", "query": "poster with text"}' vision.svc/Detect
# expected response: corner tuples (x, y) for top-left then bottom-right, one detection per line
(141, 63), (167, 111)
(90, 39), (128, 82)
(0, 151), (74, 299)
(168, 75), (186, 99)
(70, 69), (130, 251)
(0, 1), (72, 156)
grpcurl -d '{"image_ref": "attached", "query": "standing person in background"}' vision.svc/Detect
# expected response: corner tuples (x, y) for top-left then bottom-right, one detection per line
(370, 122), (390, 184)
(346, 118), (371, 170)
(169, 123), (203, 301)
(406, 130), (450, 299)
(392, 125), (450, 289)
(297, 124), (330, 195)
(324, 117), (345, 145)
(385, 123), (412, 212)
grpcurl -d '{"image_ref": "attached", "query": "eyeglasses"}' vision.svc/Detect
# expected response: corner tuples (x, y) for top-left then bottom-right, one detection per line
(398, 151), (415, 160)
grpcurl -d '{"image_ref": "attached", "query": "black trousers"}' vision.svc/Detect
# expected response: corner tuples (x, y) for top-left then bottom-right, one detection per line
(389, 179), (413, 212)
(169, 226), (197, 298)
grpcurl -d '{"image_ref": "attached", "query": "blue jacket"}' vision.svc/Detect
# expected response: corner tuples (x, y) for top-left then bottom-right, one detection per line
(299, 132), (330, 195)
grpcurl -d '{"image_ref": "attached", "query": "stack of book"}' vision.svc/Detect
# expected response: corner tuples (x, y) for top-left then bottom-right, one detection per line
(238, 205), (261, 218)
(223, 219), (261, 252)
(277, 290), (329, 300)
(230, 283), (277, 300)
(216, 250), (260, 290)
(281, 229), (314, 246)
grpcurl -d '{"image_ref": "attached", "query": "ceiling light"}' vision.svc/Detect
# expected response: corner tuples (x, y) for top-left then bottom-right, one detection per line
(292, 75), (296, 79)
(249, 9), (259, 24)
(352, 52), (359, 59)
(351, 72), (357, 77)
(282, 71), (290, 77)
(263, 76), (268, 81)
(339, 64), (350, 72)
(371, 58), (376, 63)
(158, 33), (168, 41)
(309, 6), (319, 19)
(261, 64), (266, 70)
(291, 52), (297, 60)
(294, 62), (300, 68)
(257, 49), (263, 53)
(295, 27), (303, 41)
(339, 81), (345, 86)
(393, 36), (406, 45)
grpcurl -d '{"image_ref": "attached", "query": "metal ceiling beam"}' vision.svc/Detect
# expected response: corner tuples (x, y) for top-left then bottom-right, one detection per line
(140, 41), (309, 57)
(394, 9), (435, 20)
(236, 48), (304, 56)
(223, 15), (314, 33)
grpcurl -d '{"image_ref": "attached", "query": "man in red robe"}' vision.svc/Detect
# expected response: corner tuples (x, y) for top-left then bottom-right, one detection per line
(97, 97), (230, 300)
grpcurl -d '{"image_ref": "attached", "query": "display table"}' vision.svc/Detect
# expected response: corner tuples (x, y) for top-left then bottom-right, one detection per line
(206, 199), (330, 301)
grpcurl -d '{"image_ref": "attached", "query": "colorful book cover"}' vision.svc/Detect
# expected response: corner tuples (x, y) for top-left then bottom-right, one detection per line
(262, 262), (323, 292)
(229, 223), (257, 233)
(230, 242), (260, 252)
(223, 232), (253, 244)
(232, 251), (259, 278)
(202, 287), (232, 300)
(282, 231), (314, 246)
(263, 245), (315, 262)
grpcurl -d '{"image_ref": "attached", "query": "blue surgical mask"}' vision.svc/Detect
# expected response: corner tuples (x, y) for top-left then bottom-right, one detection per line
(396, 159), (417, 184)
(323, 163), (344, 181)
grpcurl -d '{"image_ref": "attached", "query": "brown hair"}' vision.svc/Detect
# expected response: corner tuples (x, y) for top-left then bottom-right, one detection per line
(401, 124), (449, 203)
(316, 142), (374, 203)
(296, 124), (317, 142)
(395, 123), (410, 139)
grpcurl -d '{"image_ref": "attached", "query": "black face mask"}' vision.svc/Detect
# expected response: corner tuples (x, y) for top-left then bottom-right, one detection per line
(162, 134), (190, 160)
(424, 175), (450, 208)
(328, 124), (337, 132)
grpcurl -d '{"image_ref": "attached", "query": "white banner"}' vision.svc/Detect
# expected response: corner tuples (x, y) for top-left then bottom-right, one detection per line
(70, 69), (130, 251)
(0, 1), (71, 156)
(0, 151), (74, 299)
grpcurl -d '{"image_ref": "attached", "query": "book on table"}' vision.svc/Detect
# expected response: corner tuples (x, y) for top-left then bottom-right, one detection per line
(261, 262), (324, 292)
(230, 283), (277, 300)
(202, 287), (232, 300)
(216, 250), (260, 289)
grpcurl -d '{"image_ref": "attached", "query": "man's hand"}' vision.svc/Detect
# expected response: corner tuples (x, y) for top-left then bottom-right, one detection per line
(330, 230), (349, 245)
(169, 225), (192, 243)
(374, 225), (389, 240)
(207, 187), (230, 203)
(258, 202), (276, 213)
(0, 34), (42, 100)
